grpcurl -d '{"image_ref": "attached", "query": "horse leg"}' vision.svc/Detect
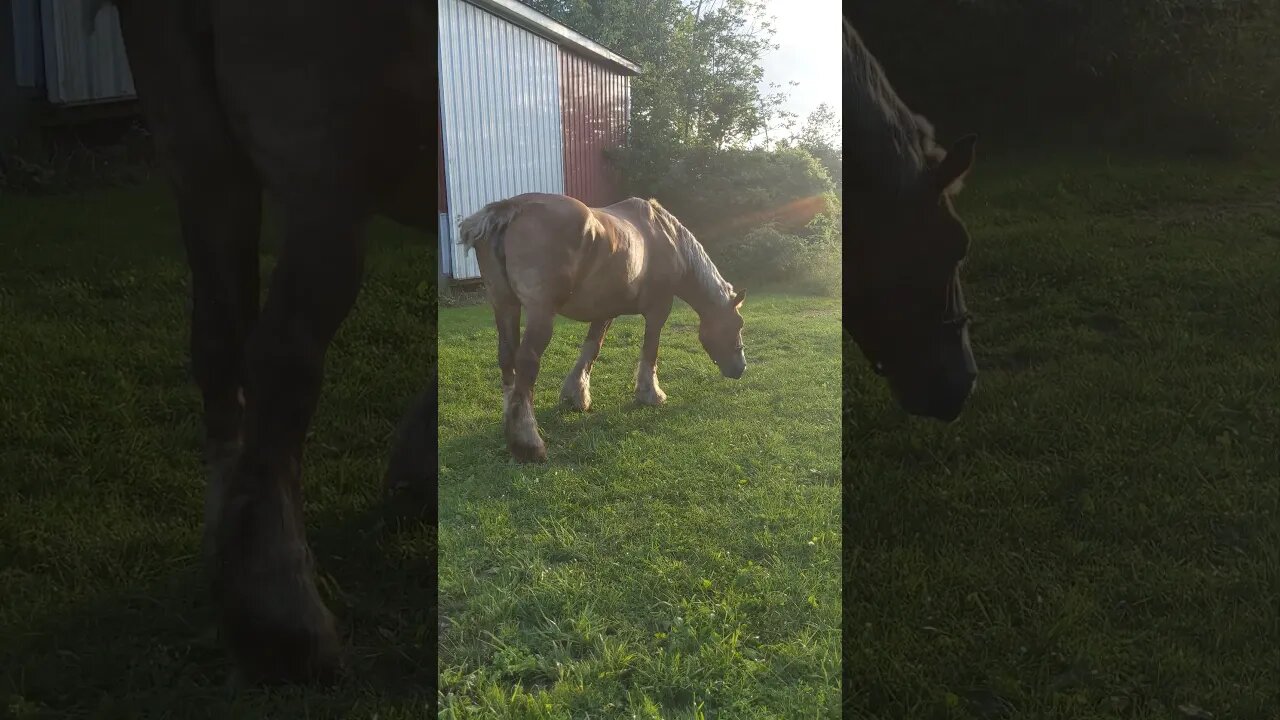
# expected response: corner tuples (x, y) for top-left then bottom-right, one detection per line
(560, 319), (612, 412)
(493, 302), (522, 402)
(114, 0), (262, 529)
(384, 374), (438, 495)
(181, 167), (262, 570)
(211, 209), (367, 684)
(506, 307), (554, 462)
(636, 301), (673, 406)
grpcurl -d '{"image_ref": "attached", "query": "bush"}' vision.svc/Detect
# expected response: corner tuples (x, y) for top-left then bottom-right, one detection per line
(607, 139), (841, 296)
(713, 209), (842, 297)
(610, 144), (836, 242)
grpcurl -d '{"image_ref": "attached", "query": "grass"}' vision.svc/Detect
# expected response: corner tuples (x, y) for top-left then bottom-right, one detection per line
(844, 149), (1280, 719)
(436, 294), (843, 718)
(0, 182), (437, 718)
(3, 147), (1276, 719)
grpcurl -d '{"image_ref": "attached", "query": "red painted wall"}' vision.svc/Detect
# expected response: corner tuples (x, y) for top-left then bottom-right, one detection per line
(559, 48), (631, 208)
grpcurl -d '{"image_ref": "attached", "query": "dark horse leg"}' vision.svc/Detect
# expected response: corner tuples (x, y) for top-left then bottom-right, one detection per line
(384, 375), (438, 495)
(114, 2), (346, 682)
(117, 0), (429, 685)
(114, 1), (260, 483)
(560, 319), (612, 412)
(505, 306), (554, 462)
(636, 299), (673, 406)
(211, 208), (366, 684)
(119, 1), (365, 685)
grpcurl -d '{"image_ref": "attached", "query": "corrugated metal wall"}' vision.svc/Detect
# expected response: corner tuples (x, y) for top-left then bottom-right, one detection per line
(438, 0), (565, 280)
(12, 0), (44, 87)
(559, 48), (631, 208)
(40, 0), (135, 105)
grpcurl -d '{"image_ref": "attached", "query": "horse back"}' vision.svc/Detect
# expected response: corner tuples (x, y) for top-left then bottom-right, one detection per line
(480, 194), (665, 318)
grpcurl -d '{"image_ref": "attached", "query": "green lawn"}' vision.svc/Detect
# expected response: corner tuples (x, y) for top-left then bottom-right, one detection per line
(437, 294), (843, 717)
(0, 182), (437, 718)
(844, 150), (1280, 719)
(3, 148), (1275, 719)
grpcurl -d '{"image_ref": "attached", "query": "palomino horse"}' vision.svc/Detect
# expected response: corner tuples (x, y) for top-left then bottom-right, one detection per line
(459, 193), (748, 462)
(108, 0), (434, 684)
(845, 20), (980, 421)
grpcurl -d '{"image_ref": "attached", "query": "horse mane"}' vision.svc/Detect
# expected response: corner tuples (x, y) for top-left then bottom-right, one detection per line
(845, 20), (952, 194)
(647, 200), (735, 308)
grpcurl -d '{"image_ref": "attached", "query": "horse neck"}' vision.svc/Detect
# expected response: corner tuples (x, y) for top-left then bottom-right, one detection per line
(673, 227), (733, 315)
(847, 25), (928, 193)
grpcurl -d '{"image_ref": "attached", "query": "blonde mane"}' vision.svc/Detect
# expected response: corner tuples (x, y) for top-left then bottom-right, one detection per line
(647, 200), (735, 308)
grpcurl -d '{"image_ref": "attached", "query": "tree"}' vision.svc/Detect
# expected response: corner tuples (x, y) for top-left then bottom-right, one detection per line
(783, 103), (841, 191)
(521, 0), (781, 153)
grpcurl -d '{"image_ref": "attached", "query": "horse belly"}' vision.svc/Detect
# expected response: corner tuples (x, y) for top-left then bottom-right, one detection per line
(556, 242), (644, 320)
(559, 273), (641, 320)
(559, 291), (639, 322)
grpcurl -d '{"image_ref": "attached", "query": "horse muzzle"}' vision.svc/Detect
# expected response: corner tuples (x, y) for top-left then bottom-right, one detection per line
(718, 356), (746, 379)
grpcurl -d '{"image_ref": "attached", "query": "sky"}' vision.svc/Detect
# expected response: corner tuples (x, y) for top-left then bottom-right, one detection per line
(753, 0), (842, 146)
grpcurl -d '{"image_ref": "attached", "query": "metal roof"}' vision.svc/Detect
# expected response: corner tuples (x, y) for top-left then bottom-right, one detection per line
(465, 0), (641, 76)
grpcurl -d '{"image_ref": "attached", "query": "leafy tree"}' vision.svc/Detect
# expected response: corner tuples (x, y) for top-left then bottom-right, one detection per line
(521, 0), (780, 154)
(781, 103), (841, 192)
(520, 0), (843, 292)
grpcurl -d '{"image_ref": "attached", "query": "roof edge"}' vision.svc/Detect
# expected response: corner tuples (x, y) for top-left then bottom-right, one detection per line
(465, 0), (642, 75)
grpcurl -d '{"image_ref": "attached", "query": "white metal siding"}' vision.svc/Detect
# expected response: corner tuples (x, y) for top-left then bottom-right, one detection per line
(438, 213), (454, 280)
(40, 0), (135, 105)
(12, 0), (44, 88)
(438, 0), (565, 279)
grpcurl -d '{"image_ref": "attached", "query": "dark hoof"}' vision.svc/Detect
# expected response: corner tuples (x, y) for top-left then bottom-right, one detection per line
(509, 439), (547, 463)
(385, 388), (437, 495)
(221, 603), (344, 686)
(211, 486), (344, 686)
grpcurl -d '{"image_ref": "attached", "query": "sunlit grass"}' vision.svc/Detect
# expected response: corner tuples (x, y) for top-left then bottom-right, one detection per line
(438, 293), (843, 718)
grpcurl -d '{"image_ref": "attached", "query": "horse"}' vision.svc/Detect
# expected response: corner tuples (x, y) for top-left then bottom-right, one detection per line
(107, 0), (435, 684)
(845, 20), (980, 422)
(458, 193), (747, 463)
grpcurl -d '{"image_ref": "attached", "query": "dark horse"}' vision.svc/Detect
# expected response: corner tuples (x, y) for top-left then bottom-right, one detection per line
(107, 0), (434, 683)
(845, 20), (980, 421)
(460, 194), (747, 463)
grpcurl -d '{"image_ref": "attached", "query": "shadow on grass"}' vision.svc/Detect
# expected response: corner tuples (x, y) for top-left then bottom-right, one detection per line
(2, 480), (437, 718)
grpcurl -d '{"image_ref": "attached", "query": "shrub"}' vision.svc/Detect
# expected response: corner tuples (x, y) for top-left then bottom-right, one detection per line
(713, 208), (842, 297)
(610, 144), (836, 242)
(608, 139), (841, 296)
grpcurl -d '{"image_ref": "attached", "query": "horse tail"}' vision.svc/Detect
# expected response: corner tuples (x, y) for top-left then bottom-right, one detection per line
(458, 199), (520, 252)
(458, 199), (523, 292)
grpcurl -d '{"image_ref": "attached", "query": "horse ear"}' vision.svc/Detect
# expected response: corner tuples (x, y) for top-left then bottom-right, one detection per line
(935, 134), (977, 194)
(732, 289), (746, 307)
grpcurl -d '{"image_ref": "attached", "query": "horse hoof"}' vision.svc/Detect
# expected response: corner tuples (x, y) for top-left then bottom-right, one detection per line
(636, 390), (667, 406)
(215, 561), (344, 686)
(384, 389), (437, 496)
(560, 390), (591, 412)
(222, 604), (344, 686)
(211, 489), (344, 686)
(509, 439), (548, 463)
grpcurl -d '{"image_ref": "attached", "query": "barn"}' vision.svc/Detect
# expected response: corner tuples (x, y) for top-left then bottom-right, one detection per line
(5, 0), (641, 286)
(1, 0), (136, 147)
(437, 0), (641, 282)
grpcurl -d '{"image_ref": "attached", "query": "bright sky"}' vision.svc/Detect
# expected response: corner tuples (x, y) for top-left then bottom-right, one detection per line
(753, 0), (842, 147)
